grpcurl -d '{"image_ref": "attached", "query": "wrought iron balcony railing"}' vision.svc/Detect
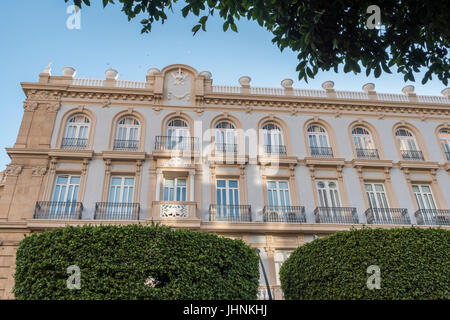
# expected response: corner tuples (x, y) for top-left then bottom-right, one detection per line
(113, 139), (139, 151)
(61, 138), (87, 150)
(94, 202), (140, 220)
(310, 146), (333, 158)
(263, 145), (287, 155)
(400, 149), (424, 161)
(263, 206), (306, 223)
(209, 204), (252, 222)
(215, 143), (237, 154)
(356, 148), (379, 159)
(365, 207), (410, 225)
(154, 136), (199, 151)
(33, 201), (83, 219)
(445, 151), (450, 161)
(314, 206), (359, 224)
(415, 209), (450, 226)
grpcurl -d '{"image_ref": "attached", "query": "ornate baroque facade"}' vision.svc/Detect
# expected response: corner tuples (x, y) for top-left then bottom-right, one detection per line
(0, 64), (449, 299)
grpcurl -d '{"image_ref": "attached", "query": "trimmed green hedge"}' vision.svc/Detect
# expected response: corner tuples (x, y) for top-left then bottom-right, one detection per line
(14, 224), (259, 300)
(280, 227), (450, 300)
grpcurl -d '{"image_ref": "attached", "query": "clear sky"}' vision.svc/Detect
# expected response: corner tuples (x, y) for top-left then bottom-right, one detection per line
(0, 1), (447, 171)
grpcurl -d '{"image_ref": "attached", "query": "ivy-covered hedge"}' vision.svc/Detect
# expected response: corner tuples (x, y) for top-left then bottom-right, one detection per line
(14, 224), (259, 300)
(280, 227), (450, 300)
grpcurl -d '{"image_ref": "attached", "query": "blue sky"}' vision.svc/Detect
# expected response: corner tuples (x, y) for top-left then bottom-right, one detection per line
(0, 1), (447, 171)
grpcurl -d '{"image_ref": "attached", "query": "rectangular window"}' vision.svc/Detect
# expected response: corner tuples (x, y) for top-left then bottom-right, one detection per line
(216, 179), (240, 217)
(108, 176), (135, 203)
(316, 180), (341, 207)
(365, 183), (389, 209)
(52, 175), (80, 202)
(50, 175), (80, 217)
(274, 250), (293, 285)
(267, 180), (290, 207)
(163, 178), (187, 202)
(412, 184), (436, 210)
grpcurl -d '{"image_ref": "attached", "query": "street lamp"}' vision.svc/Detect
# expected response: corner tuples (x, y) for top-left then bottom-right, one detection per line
(254, 248), (272, 300)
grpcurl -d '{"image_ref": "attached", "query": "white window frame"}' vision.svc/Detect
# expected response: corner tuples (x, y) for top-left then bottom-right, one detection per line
(316, 180), (341, 208)
(262, 123), (284, 147)
(352, 127), (375, 150)
(52, 175), (80, 202)
(307, 125), (330, 149)
(63, 115), (90, 140)
(395, 128), (419, 151)
(163, 177), (187, 202)
(439, 129), (450, 153)
(108, 176), (135, 203)
(267, 180), (291, 208)
(412, 184), (436, 210)
(116, 117), (140, 142)
(365, 183), (389, 209)
(216, 179), (240, 217)
(215, 121), (237, 152)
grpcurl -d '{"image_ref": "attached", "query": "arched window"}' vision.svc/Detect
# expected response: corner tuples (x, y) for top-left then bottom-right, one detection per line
(352, 126), (378, 159)
(307, 125), (332, 157)
(438, 129), (450, 160)
(215, 121), (236, 153)
(62, 114), (90, 149)
(166, 118), (190, 150)
(114, 116), (140, 150)
(395, 128), (424, 160)
(262, 122), (286, 155)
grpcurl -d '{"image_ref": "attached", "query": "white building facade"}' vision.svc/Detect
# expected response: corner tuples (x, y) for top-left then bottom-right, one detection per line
(0, 64), (449, 299)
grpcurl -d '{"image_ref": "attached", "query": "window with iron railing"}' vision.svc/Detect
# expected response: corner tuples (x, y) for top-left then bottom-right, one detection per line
(61, 114), (90, 149)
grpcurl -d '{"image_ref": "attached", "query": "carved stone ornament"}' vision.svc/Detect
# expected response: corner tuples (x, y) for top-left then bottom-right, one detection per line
(160, 204), (188, 218)
(32, 166), (48, 176)
(46, 101), (61, 112)
(5, 164), (23, 176)
(171, 68), (187, 85)
(23, 100), (39, 111)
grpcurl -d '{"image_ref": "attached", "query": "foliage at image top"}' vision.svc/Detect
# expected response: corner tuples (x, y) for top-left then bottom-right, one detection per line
(13, 224), (259, 300)
(67, 0), (449, 85)
(280, 227), (450, 300)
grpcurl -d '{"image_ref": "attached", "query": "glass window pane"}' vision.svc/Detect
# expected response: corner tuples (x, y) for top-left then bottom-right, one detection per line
(229, 180), (238, 188)
(217, 180), (226, 188)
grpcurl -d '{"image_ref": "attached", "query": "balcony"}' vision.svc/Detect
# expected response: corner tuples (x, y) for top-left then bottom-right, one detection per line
(356, 148), (379, 159)
(415, 209), (450, 226)
(310, 147), (333, 158)
(314, 207), (359, 224)
(94, 202), (140, 220)
(215, 143), (237, 154)
(263, 206), (306, 223)
(153, 201), (197, 219)
(154, 136), (199, 151)
(61, 138), (87, 150)
(365, 208), (410, 225)
(263, 145), (287, 156)
(209, 204), (252, 222)
(400, 149), (424, 161)
(113, 139), (139, 151)
(33, 201), (83, 219)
